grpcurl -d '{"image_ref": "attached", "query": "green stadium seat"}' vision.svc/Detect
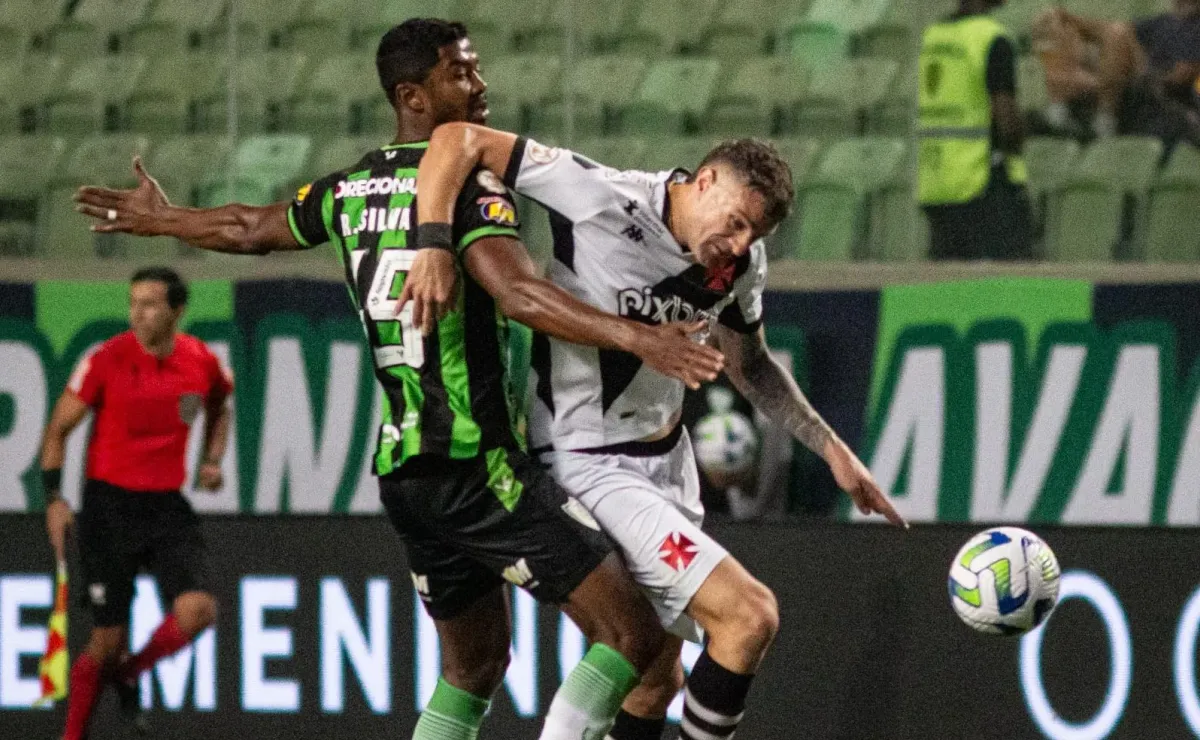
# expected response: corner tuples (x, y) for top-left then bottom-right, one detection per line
(991, 0), (1042, 48)
(865, 61), (915, 136)
(528, 54), (648, 139)
(1017, 55), (1048, 113)
(524, 0), (629, 54)
(126, 0), (226, 56)
(458, 0), (547, 57)
(1045, 136), (1164, 261)
(198, 134), (313, 207)
(613, 0), (718, 56)
(1145, 145), (1200, 262)
(702, 0), (780, 59)
(304, 136), (384, 182)
(804, 0), (893, 33)
(0, 26), (30, 60)
(794, 58), (898, 139)
(144, 135), (233, 206)
(785, 136), (908, 260)
(782, 23), (850, 71)
(285, 0), (370, 52)
(71, 0), (154, 31)
(287, 56), (382, 136)
(573, 136), (649, 171)
(771, 137), (825, 182)
(209, 0), (307, 53)
(861, 22), (917, 64)
(706, 58), (807, 137)
(126, 52), (228, 134)
(38, 134), (152, 258)
(0, 55), (68, 131)
(0, 0), (72, 38)
(639, 136), (717, 173)
(0, 135), (67, 255)
(482, 54), (563, 133)
(198, 52), (309, 133)
(1023, 137), (1081, 235)
(623, 58), (722, 135)
(44, 55), (148, 135)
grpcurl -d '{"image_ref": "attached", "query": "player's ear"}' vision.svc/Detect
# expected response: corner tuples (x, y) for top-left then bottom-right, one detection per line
(695, 166), (716, 192)
(396, 82), (428, 115)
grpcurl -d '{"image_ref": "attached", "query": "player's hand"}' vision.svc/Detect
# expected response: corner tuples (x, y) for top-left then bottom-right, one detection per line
(45, 499), (74, 562)
(73, 156), (171, 236)
(630, 321), (725, 390)
(397, 249), (459, 336)
(824, 437), (908, 528)
(197, 460), (223, 492)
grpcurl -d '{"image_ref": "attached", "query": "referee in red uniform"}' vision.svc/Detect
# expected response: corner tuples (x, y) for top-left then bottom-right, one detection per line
(41, 267), (232, 740)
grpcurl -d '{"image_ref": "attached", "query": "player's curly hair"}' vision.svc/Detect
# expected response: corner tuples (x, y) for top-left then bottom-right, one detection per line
(375, 18), (469, 104)
(131, 267), (188, 308)
(698, 139), (795, 230)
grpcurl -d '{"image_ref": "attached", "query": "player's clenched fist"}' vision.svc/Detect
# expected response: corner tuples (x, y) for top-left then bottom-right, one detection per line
(630, 321), (725, 390)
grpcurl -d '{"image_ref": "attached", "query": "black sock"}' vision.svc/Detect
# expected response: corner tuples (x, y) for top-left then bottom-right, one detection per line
(679, 649), (754, 740)
(606, 709), (666, 740)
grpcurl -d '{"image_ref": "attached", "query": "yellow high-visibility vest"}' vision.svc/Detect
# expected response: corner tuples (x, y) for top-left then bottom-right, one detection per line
(918, 14), (1028, 205)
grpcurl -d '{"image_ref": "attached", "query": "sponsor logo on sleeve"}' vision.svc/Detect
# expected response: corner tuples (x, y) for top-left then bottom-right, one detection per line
(478, 196), (517, 226)
(476, 170), (507, 194)
(294, 183), (312, 204)
(527, 141), (561, 165)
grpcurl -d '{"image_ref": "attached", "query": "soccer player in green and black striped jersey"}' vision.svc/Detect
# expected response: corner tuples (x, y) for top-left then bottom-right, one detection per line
(75, 18), (725, 740)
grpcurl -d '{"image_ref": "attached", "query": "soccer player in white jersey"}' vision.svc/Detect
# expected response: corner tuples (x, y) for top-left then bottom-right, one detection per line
(408, 125), (907, 740)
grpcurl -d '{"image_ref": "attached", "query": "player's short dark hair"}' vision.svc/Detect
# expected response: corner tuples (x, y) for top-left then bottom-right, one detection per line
(375, 18), (469, 104)
(131, 267), (188, 308)
(698, 139), (795, 229)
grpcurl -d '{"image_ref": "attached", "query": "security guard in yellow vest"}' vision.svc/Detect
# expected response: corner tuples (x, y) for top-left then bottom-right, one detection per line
(919, 0), (1034, 260)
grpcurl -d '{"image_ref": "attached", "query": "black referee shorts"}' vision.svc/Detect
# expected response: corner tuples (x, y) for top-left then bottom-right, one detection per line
(381, 448), (612, 621)
(77, 479), (210, 627)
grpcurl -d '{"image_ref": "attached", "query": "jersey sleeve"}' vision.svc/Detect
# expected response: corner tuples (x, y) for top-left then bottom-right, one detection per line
(501, 136), (616, 222)
(453, 166), (522, 253)
(67, 346), (107, 407)
(286, 173), (338, 249)
(717, 243), (767, 334)
(205, 347), (234, 399)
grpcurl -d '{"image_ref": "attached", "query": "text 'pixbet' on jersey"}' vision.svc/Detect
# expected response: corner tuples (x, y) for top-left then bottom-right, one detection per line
(617, 287), (715, 325)
(340, 207), (412, 237)
(335, 176), (417, 199)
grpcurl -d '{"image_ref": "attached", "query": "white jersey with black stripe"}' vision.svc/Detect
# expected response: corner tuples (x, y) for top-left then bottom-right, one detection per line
(502, 137), (767, 452)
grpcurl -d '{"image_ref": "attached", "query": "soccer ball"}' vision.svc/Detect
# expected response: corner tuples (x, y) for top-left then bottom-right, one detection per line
(693, 410), (759, 478)
(948, 527), (1061, 636)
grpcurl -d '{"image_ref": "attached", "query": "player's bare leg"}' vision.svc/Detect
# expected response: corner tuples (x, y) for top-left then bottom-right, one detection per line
(413, 587), (512, 739)
(540, 553), (666, 740)
(607, 635), (684, 740)
(61, 626), (126, 740)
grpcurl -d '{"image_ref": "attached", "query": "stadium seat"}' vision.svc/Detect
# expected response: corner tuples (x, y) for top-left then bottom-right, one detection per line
(528, 54), (648, 138)
(458, 0), (547, 57)
(702, 0), (780, 59)
(1023, 137), (1081, 234)
(0, 0), (72, 39)
(1145, 145), (1200, 262)
(524, 0), (629, 54)
(480, 54), (563, 134)
(771, 137), (825, 182)
(573, 136), (650, 171)
(991, 0), (1042, 46)
(284, 0), (371, 52)
(44, 55), (148, 135)
(197, 134), (313, 207)
(805, 0), (893, 33)
(865, 61), (916, 136)
(623, 58), (722, 135)
(794, 58), (898, 139)
(126, 52), (228, 135)
(1045, 136), (1164, 261)
(860, 22), (916, 65)
(304, 136), (385, 182)
(126, 0), (225, 56)
(706, 57), (807, 137)
(0, 55), (68, 131)
(0, 135), (67, 255)
(198, 52), (309, 133)
(782, 23), (850, 71)
(144, 135), (233, 206)
(639, 136), (718, 173)
(209, 0), (307, 53)
(38, 134), (152, 258)
(785, 137), (908, 260)
(613, 0), (719, 57)
(1017, 55), (1048, 113)
(287, 56), (383, 136)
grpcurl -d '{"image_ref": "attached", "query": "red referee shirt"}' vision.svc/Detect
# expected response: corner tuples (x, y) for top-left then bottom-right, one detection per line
(67, 331), (233, 492)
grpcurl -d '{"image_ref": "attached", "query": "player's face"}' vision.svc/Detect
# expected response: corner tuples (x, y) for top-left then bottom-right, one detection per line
(428, 39), (489, 126)
(129, 281), (181, 344)
(687, 166), (768, 269)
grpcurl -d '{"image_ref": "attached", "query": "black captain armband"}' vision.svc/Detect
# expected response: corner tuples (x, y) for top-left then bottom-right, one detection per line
(42, 469), (62, 502)
(416, 223), (454, 252)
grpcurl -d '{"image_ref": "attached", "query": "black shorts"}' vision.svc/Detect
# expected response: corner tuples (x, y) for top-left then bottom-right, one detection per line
(925, 165), (1034, 261)
(78, 480), (210, 627)
(381, 449), (612, 621)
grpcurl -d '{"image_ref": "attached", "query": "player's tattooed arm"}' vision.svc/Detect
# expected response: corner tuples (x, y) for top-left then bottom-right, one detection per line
(716, 324), (833, 457)
(74, 157), (301, 254)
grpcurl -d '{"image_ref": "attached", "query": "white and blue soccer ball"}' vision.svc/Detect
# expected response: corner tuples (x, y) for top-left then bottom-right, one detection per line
(948, 527), (1061, 636)
(693, 410), (759, 478)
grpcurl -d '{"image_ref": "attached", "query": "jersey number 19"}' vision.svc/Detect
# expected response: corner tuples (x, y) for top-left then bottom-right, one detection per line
(364, 249), (425, 369)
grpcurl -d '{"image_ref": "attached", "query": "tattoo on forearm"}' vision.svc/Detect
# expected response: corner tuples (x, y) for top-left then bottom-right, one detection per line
(734, 339), (833, 456)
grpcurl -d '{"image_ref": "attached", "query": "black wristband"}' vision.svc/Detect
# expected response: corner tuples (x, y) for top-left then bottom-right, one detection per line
(416, 222), (454, 251)
(42, 469), (62, 501)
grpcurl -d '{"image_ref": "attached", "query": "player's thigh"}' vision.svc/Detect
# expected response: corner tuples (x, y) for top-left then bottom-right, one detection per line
(77, 482), (141, 628)
(432, 585), (513, 694)
(149, 493), (213, 608)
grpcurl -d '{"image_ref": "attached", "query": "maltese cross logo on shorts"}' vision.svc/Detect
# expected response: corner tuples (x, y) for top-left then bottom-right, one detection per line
(659, 532), (699, 572)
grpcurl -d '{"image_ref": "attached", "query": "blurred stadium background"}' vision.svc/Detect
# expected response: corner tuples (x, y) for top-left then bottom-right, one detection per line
(4, 1), (1200, 739)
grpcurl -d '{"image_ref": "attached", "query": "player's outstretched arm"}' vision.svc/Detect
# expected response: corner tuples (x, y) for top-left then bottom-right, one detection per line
(465, 236), (725, 390)
(40, 391), (89, 560)
(417, 123), (518, 224)
(74, 157), (302, 254)
(716, 324), (907, 527)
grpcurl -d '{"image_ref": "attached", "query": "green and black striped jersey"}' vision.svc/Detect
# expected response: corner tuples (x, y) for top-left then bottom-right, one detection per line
(287, 141), (524, 475)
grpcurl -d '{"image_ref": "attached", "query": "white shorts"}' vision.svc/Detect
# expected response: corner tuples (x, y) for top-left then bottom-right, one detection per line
(541, 428), (727, 643)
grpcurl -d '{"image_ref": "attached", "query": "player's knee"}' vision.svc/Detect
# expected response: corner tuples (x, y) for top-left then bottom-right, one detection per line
(85, 628), (125, 662)
(175, 592), (218, 634)
(732, 580), (779, 656)
(609, 621), (667, 674)
(443, 651), (510, 697)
